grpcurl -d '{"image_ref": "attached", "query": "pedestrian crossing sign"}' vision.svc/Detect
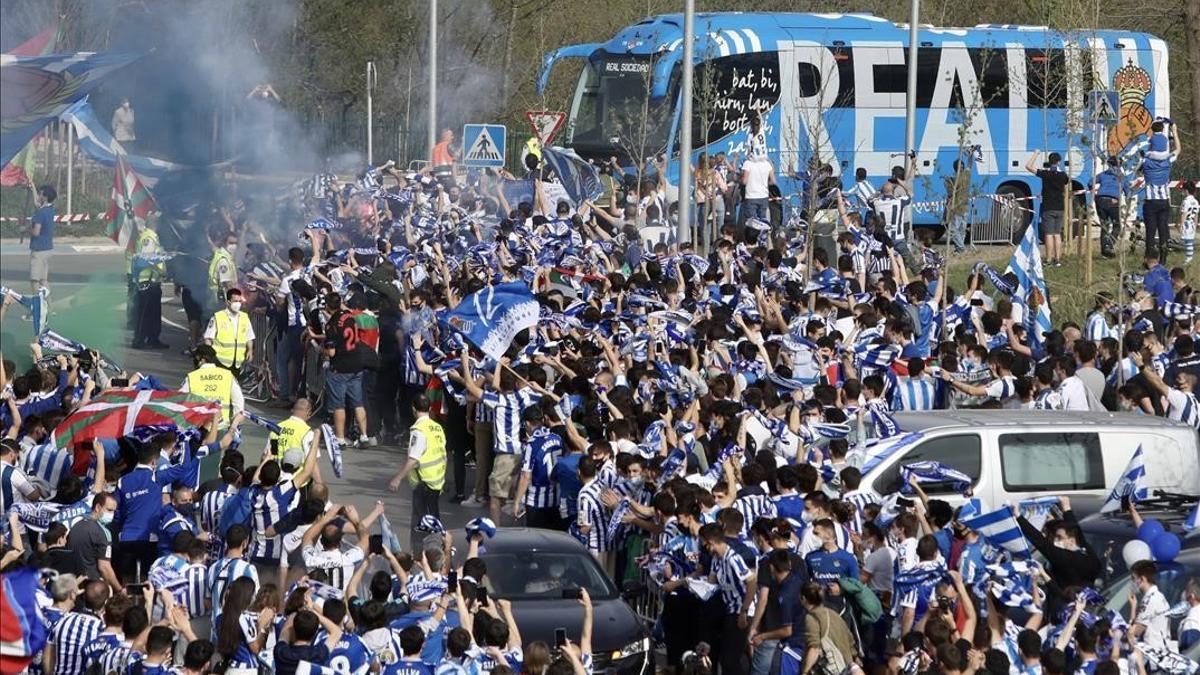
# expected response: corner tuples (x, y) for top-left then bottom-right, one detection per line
(462, 124), (507, 167)
(1087, 90), (1118, 124)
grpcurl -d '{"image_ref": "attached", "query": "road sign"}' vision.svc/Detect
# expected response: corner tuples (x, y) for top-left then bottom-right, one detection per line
(462, 124), (507, 167)
(1087, 90), (1118, 123)
(525, 110), (567, 145)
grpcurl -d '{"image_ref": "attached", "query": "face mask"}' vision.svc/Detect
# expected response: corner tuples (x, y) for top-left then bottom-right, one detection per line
(628, 476), (645, 489)
(229, 301), (243, 313)
(226, 244), (238, 254)
(175, 503), (194, 517)
(99, 511), (115, 525)
(801, 511), (815, 524)
(1054, 540), (1076, 551)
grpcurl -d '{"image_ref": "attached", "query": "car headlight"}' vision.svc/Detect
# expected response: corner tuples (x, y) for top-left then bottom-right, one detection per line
(611, 637), (650, 660)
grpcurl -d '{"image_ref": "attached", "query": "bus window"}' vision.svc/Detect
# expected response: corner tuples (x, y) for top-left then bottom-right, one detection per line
(1026, 48), (1069, 109)
(568, 53), (677, 162)
(691, 52), (781, 148)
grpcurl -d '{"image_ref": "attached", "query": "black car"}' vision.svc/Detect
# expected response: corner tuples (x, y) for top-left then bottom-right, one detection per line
(479, 528), (654, 675)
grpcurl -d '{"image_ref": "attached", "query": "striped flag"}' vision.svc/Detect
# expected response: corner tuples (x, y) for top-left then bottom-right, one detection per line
(1100, 445), (1147, 513)
(986, 560), (1038, 610)
(867, 401), (900, 439)
(1005, 221), (1051, 346)
(1, 286), (49, 335)
(960, 505), (1031, 557)
(104, 155), (156, 253)
(242, 411), (282, 435)
(378, 513), (402, 554)
(1017, 496), (1060, 531)
(900, 460), (973, 493)
(321, 424), (343, 478)
(0, 568), (48, 673)
(37, 330), (85, 353)
(607, 498), (631, 546)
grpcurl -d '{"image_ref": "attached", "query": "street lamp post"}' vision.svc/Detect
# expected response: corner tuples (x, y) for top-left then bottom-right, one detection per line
(428, 0), (438, 161)
(677, 0), (695, 248)
(905, 0), (920, 157)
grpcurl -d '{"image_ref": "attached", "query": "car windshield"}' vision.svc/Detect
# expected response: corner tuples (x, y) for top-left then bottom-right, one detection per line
(1102, 561), (1197, 644)
(567, 53), (676, 162)
(482, 551), (618, 601)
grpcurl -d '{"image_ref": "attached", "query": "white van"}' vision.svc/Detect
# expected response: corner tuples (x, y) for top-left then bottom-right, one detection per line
(859, 411), (1200, 515)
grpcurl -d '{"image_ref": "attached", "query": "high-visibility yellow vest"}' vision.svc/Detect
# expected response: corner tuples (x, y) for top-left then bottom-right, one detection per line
(135, 229), (164, 283)
(211, 310), (251, 368)
(186, 365), (234, 425)
(208, 248), (235, 305)
(270, 416), (313, 485)
(410, 416), (446, 491)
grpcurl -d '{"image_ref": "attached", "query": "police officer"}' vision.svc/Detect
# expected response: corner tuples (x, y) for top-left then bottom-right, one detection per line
(203, 288), (254, 376)
(131, 218), (170, 350)
(268, 398), (318, 488)
(388, 394), (446, 551)
(181, 345), (244, 428)
(1093, 156), (1124, 259)
(208, 230), (239, 311)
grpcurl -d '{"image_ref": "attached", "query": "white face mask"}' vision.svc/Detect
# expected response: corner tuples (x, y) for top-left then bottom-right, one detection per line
(99, 510), (115, 525)
(226, 244), (238, 254)
(229, 301), (243, 313)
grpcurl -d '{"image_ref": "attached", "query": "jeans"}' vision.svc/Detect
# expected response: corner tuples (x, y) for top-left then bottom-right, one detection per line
(1144, 199), (1170, 262)
(1096, 196), (1120, 252)
(743, 198), (769, 222)
(325, 370), (364, 410)
(274, 325), (304, 399)
(948, 213), (968, 251)
(751, 638), (779, 675)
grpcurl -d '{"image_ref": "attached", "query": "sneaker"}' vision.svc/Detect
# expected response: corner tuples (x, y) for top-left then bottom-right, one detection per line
(462, 495), (487, 508)
(146, 341), (171, 350)
(450, 494), (467, 504)
(357, 436), (378, 449)
(336, 438), (351, 448)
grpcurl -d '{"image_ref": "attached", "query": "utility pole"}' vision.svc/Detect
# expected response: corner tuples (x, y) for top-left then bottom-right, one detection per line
(428, 0), (438, 160)
(904, 0), (920, 157)
(366, 61), (376, 165)
(677, 0), (695, 248)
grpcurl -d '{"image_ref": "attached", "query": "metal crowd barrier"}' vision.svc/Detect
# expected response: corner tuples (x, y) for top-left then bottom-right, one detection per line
(970, 195), (1022, 245)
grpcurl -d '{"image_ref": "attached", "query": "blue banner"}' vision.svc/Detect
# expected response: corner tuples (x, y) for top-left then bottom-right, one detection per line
(1, 52), (139, 166)
(541, 146), (603, 205)
(443, 281), (540, 360)
(60, 101), (223, 179)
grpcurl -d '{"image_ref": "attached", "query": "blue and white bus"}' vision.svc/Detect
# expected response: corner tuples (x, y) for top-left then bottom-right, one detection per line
(537, 12), (1170, 226)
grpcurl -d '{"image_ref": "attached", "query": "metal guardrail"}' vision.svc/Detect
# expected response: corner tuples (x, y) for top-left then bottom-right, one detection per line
(971, 195), (1023, 245)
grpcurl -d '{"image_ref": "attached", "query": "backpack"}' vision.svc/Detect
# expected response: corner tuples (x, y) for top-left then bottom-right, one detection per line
(813, 610), (849, 675)
(217, 487), (254, 537)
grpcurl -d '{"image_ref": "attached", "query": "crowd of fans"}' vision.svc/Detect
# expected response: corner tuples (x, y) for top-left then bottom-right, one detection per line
(1, 130), (1198, 675)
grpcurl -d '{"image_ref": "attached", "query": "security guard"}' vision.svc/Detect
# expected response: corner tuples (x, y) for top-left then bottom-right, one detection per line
(203, 288), (254, 375)
(388, 394), (446, 550)
(268, 398), (317, 487)
(208, 231), (239, 311)
(181, 345), (244, 427)
(131, 218), (170, 350)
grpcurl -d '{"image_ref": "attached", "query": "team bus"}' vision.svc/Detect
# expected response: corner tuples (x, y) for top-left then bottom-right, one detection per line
(536, 12), (1170, 227)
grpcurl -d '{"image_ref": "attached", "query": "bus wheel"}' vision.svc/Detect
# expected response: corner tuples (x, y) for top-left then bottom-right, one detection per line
(995, 182), (1032, 244)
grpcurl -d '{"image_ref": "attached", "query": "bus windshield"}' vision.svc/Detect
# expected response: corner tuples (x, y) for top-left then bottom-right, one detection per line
(568, 53), (677, 163)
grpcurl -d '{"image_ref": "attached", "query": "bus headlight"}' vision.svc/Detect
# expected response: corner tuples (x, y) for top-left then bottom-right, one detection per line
(612, 637), (650, 660)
